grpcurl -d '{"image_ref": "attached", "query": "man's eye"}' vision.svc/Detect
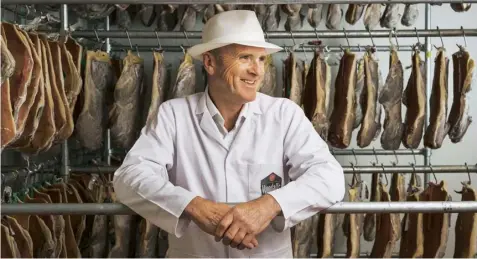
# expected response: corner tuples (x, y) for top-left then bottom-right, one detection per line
(240, 55), (250, 60)
(259, 56), (266, 62)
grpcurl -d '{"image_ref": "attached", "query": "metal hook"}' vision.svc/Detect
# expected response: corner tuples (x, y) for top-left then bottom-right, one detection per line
(436, 26), (444, 48)
(180, 45), (186, 55)
(381, 163), (389, 186)
(154, 29), (163, 50)
(465, 162), (471, 184)
(264, 31), (269, 42)
(429, 164), (438, 183)
(183, 31), (191, 47)
(349, 162), (357, 187)
(393, 29), (400, 51)
(371, 147), (379, 166)
(411, 149), (417, 166)
(342, 28), (350, 49)
(392, 150), (399, 166)
(367, 27), (376, 48)
(135, 44), (140, 57)
(461, 26), (467, 47)
(351, 148), (358, 166)
(125, 30), (133, 50)
(289, 30), (296, 46)
(301, 43), (308, 64)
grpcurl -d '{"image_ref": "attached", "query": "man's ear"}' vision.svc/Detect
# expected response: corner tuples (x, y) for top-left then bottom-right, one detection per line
(202, 52), (216, 75)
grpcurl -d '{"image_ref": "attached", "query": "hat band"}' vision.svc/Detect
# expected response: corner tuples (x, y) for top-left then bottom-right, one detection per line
(204, 32), (265, 45)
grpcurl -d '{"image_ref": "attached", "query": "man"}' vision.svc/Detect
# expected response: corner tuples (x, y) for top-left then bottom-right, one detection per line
(113, 10), (345, 258)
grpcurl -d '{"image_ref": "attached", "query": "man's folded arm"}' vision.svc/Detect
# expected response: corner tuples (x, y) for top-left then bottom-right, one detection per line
(268, 101), (346, 232)
(113, 101), (197, 238)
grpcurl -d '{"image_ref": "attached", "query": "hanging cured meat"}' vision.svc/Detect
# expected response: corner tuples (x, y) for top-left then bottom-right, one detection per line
(447, 45), (474, 143)
(302, 48), (331, 141)
(424, 47), (450, 149)
(75, 50), (113, 151)
(379, 46), (404, 150)
(328, 49), (357, 149)
(169, 53), (195, 99)
(402, 48), (426, 149)
(258, 55), (277, 96)
(357, 48), (382, 148)
(109, 50), (145, 150)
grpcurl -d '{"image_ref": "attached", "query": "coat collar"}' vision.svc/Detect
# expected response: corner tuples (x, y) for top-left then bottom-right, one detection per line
(195, 86), (262, 116)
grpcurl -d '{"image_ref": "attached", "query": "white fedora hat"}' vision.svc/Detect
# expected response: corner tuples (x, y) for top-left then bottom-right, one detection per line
(187, 10), (282, 60)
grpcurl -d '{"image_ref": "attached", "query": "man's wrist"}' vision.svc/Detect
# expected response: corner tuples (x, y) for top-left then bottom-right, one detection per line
(184, 196), (204, 220)
(262, 194), (282, 217)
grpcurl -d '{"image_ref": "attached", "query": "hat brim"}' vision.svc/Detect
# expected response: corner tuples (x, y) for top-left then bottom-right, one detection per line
(187, 41), (283, 60)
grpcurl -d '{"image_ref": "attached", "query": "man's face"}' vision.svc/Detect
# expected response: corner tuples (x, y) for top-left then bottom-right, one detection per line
(205, 44), (267, 103)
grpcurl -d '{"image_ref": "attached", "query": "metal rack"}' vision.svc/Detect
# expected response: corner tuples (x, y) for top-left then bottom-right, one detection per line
(1, 2), (476, 217)
(3, 201), (477, 215)
(4, 0), (477, 4)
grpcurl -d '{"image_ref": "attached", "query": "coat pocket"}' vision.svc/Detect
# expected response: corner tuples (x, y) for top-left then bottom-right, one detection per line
(247, 163), (285, 200)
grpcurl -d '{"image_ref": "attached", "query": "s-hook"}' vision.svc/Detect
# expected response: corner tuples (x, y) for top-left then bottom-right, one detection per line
(366, 27), (376, 51)
(429, 164), (438, 183)
(342, 28), (350, 50)
(154, 29), (163, 50)
(125, 29), (133, 50)
(437, 26), (444, 48)
(351, 148), (358, 166)
(465, 162), (471, 185)
(392, 150), (399, 166)
(183, 31), (191, 47)
(371, 147), (379, 166)
(461, 26), (467, 48)
(380, 163), (389, 186)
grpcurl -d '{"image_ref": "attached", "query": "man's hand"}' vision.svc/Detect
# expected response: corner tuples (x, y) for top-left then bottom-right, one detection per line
(183, 197), (259, 249)
(214, 194), (282, 249)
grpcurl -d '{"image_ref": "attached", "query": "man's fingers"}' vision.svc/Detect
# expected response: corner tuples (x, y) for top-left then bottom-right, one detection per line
(230, 229), (247, 248)
(241, 233), (258, 249)
(214, 213), (233, 241)
(222, 223), (239, 246)
(237, 244), (246, 250)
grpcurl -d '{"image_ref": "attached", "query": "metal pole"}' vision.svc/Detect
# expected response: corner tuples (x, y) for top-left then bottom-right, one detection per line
(60, 4), (70, 182)
(3, 201), (477, 215)
(4, 0), (477, 4)
(68, 165), (477, 174)
(330, 149), (425, 156)
(58, 29), (477, 40)
(110, 45), (418, 53)
(104, 16), (112, 167)
(424, 3), (432, 187)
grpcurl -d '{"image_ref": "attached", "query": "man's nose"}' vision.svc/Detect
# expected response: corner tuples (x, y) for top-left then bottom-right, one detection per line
(248, 59), (264, 76)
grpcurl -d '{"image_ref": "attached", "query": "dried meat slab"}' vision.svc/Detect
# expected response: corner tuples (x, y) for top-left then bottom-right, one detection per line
(454, 183), (477, 258)
(61, 41), (82, 116)
(75, 50), (112, 151)
(146, 51), (167, 130)
(328, 49), (357, 148)
(1, 34), (15, 85)
(302, 49), (331, 141)
(2, 22), (34, 137)
(421, 181), (451, 258)
(0, 27), (16, 149)
(48, 40), (73, 143)
(9, 30), (41, 148)
(109, 51), (144, 150)
(19, 38), (55, 154)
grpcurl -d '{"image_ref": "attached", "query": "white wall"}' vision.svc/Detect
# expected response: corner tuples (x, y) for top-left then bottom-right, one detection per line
(2, 4), (477, 257)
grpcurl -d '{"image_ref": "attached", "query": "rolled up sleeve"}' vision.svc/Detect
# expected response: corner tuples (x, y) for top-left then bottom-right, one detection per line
(113, 101), (197, 238)
(268, 100), (345, 232)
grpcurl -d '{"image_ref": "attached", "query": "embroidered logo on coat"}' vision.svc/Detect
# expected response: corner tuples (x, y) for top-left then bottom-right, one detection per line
(261, 173), (282, 195)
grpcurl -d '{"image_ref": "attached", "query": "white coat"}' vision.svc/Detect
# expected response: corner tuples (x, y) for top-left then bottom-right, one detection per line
(113, 90), (346, 258)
